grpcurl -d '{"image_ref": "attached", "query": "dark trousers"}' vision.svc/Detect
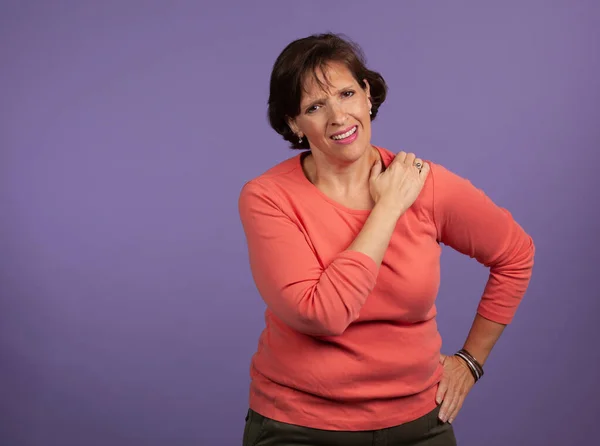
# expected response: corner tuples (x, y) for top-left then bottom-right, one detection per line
(243, 405), (457, 446)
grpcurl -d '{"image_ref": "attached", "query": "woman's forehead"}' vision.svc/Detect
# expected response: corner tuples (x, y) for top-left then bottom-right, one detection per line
(301, 62), (356, 97)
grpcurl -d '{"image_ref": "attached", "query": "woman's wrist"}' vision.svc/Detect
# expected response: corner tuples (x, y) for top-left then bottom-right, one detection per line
(454, 348), (484, 382)
(373, 196), (406, 219)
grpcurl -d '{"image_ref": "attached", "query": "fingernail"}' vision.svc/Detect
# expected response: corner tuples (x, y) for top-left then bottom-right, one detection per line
(449, 418), (454, 424)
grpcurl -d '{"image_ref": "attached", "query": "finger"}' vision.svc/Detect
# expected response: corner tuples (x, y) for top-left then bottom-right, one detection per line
(444, 384), (466, 423)
(419, 162), (431, 179)
(446, 394), (460, 422)
(438, 388), (456, 422)
(413, 157), (423, 171)
(369, 159), (382, 179)
(404, 152), (416, 166)
(394, 151), (407, 164)
(448, 398), (464, 424)
(436, 378), (448, 405)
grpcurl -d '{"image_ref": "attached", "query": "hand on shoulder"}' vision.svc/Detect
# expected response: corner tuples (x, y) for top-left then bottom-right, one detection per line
(369, 151), (430, 216)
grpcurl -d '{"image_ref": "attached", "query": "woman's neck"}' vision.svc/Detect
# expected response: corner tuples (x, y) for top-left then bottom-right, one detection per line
(302, 145), (381, 204)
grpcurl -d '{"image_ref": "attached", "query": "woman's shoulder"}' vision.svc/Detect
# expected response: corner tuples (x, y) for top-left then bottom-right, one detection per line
(245, 153), (305, 184)
(376, 146), (469, 186)
(375, 146), (445, 172)
(238, 152), (308, 208)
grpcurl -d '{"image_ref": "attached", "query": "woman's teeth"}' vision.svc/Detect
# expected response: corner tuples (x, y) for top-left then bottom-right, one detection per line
(331, 126), (357, 140)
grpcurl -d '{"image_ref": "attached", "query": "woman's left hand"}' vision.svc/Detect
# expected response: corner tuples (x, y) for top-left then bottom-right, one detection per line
(435, 354), (475, 424)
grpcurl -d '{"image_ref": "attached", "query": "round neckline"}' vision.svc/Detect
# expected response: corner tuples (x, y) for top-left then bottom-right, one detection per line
(293, 146), (391, 215)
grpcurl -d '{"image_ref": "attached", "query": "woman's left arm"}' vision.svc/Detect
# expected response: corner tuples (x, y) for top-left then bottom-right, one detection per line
(427, 162), (536, 423)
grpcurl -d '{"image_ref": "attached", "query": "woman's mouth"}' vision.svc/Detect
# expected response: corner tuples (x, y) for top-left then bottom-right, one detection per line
(330, 126), (358, 144)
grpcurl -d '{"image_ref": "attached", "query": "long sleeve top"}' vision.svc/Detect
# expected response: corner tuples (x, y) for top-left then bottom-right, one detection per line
(238, 146), (535, 431)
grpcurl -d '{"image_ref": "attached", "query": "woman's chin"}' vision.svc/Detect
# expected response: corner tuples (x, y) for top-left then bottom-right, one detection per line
(310, 136), (371, 164)
(332, 139), (370, 161)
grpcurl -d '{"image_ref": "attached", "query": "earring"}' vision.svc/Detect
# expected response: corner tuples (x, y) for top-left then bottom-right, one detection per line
(369, 109), (372, 115)
(298, 136), (303, 144)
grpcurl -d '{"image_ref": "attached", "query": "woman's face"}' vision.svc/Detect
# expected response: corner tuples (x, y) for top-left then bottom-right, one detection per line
(289, 62), (372, 165)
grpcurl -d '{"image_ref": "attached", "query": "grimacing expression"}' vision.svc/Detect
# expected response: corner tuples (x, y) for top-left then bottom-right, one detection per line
(289, 62), (373, 162)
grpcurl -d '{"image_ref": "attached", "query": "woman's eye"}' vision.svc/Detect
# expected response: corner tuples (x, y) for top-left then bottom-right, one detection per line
(342, 90), (355, 98)
(306, 105), (320, 114)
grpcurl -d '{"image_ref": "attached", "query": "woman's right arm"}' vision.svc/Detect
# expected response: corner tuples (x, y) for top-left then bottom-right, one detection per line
(348, 152), (430, 265)
(238, 153), (428, 337)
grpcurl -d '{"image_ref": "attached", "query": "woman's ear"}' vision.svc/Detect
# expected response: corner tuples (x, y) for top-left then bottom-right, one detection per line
(287, 117), (301, 137)
(363, 79), (372, 109)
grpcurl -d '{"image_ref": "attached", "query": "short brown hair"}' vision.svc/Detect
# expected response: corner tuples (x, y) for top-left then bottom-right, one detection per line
(267, 33), (388, 150)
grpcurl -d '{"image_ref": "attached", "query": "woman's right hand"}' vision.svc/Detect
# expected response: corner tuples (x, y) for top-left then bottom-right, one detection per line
(369, 151), (430, 216)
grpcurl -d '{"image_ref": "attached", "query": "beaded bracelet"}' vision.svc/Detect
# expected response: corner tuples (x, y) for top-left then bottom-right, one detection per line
(454, 348), (484, 382)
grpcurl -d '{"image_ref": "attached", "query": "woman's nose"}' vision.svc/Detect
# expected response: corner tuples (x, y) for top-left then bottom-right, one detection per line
(328, 102), (347, 125)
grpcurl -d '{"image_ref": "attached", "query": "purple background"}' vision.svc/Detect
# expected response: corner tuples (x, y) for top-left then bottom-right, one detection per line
(2, 1), (599, 445)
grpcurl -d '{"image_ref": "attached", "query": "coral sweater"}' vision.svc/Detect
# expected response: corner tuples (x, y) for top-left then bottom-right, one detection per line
(238, 146), (535, 431)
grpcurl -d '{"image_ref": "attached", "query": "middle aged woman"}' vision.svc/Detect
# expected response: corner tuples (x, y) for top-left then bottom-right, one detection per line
(238, 32), (535, 446)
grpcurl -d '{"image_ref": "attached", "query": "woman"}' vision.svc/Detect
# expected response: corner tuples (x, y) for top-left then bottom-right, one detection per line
(238, 33), (534, 446)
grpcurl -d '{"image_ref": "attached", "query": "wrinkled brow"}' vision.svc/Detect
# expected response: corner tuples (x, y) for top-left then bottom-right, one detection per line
(301, 85), (355, 110)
